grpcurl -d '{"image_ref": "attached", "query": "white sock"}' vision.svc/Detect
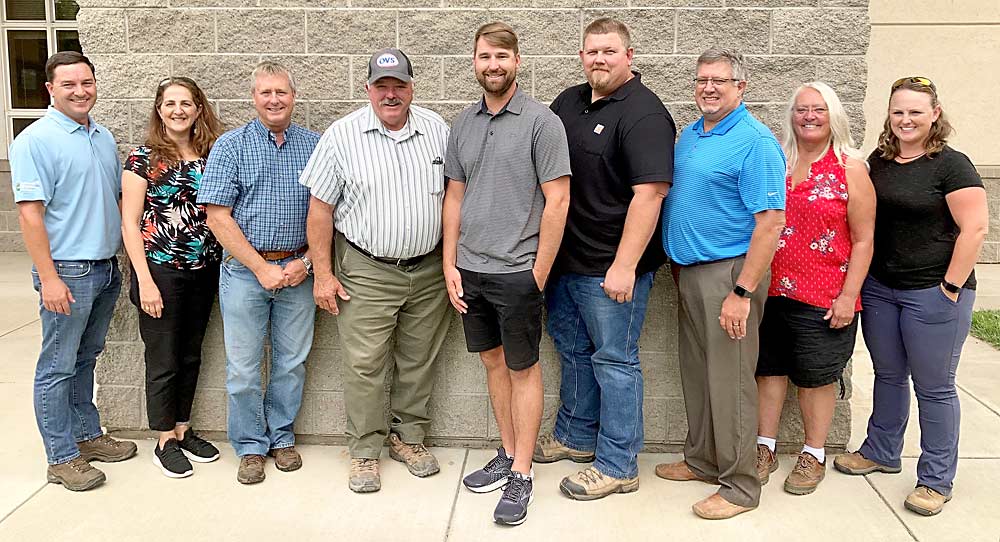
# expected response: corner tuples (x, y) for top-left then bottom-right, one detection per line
(802, 445), (826, 463)
(757, 436), (776, 453)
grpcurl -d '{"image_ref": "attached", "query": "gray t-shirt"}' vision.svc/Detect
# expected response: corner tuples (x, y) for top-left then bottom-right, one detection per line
(445, 87), (572, 274)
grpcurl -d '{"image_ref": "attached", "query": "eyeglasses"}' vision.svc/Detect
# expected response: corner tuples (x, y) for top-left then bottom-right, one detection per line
(693, 77), (740, 87)
(891, 76), (935, 91)
(793, 106), (828, 116)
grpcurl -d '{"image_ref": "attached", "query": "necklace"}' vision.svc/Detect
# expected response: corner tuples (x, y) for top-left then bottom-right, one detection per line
(897, 151), (926, 160)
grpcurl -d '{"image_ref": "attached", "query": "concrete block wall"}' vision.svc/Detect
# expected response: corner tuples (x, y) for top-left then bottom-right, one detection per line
(69, 0), (877, 450)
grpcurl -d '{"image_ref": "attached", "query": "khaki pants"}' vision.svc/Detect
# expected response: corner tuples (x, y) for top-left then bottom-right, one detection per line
(334, 234), (450, 458)
(676, 257), (767, 507)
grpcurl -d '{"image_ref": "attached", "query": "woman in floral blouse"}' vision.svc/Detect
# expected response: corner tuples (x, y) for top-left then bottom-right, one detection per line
(754, 82), (875, 496)
(121, 77), (224, 478)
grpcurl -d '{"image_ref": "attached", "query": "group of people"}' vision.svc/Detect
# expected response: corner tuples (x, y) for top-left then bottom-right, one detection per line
(9, 16), (987, 526)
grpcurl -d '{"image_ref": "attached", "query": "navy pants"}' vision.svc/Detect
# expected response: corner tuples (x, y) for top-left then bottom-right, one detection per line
(858, 275), (974, 496)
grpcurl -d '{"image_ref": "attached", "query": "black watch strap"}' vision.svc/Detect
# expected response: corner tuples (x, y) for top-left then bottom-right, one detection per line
(942, 280), (961, 294)
(733, 284), (753, 299)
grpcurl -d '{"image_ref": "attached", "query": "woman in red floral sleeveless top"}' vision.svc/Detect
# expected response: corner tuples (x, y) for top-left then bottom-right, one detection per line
(754, 82), (876, 496)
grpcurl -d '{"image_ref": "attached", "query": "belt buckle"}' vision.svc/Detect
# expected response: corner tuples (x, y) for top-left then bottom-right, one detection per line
(394, 257), (405, 267)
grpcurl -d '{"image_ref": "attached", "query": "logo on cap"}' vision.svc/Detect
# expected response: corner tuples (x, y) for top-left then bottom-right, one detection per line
(376, 54), (400, 67)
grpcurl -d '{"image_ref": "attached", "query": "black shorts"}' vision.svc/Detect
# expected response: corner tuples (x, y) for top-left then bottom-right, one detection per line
(756, 296), (858, 388)
(458, 268), (542, 371)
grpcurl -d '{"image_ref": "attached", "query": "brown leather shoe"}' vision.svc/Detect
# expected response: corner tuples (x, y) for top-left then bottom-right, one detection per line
(905, 486), (952, 516)
(756, 444), (778, 485)
(833, 451), (901, 475)
(269, 446), (302, 472)
(77, 434), (138, 463)
(349, 458), (381, 493)
(237, 454), (266, 485)
(655, 460), (716, 484)
(784, 452), (826, 495)
(533, 433), (595, 464)
(692, 493), (756, 520)
(388, 433), (439, 477)
(47, 457), (106, 491)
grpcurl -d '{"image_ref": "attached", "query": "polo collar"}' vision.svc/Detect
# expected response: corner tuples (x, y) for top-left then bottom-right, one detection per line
(477, 85), (527, 116)
(47, 106), (98, 135)
(583, 71), (642, 106)
(362, 104), (425, 139)
(694, 102), (748, 136)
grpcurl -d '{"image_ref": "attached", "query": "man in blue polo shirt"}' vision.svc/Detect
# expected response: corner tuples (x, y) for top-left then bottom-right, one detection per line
(656, 48), (786, 520)
(11, 51), (138, 492)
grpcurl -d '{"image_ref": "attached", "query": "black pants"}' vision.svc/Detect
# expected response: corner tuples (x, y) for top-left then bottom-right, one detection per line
(130, 261), (219, 431)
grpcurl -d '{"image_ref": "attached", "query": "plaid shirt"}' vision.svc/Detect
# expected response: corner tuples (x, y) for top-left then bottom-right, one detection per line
(198, 119), (320, 251)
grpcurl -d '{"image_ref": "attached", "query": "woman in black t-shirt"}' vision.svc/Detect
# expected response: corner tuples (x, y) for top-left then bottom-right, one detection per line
(833, 77), (988, 517)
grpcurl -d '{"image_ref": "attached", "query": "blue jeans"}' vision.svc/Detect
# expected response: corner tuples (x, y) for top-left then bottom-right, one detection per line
(546, 271), (654, 479)
(858, 275), (974, 496)
(32, 259), (121, 465)
(219, 255), (315, 457)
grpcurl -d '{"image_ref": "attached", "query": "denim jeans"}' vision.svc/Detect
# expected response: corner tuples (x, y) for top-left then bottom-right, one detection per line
(219, 254), (315, 457)
(32, 258), (121, 465)
(546, 271), (654, 479)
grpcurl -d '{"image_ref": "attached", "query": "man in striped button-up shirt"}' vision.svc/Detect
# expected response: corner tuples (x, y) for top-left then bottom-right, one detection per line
(301, 48), (451, 494)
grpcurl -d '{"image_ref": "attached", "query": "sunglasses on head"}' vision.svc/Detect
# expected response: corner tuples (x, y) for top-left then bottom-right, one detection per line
(891, 76), (935, 91)
(158, 76), (197, 88)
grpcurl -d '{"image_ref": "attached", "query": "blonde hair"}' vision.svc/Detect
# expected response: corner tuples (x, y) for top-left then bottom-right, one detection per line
(781, 81), (861, 170)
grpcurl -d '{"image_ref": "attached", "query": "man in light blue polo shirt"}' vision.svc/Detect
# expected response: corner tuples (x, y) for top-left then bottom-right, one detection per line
(10, 51), (137, 492)
(656, 48), (786, 520)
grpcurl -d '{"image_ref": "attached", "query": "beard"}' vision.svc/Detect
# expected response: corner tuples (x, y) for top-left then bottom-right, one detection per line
(586, 68), (614, 94)
(476, 69), (517, 96)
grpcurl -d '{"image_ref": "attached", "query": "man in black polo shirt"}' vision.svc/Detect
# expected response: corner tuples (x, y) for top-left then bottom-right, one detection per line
(533, 17), (675, 501)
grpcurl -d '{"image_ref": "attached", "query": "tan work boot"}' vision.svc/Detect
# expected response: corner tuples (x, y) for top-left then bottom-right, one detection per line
(237, 454), (266, 485)
(654, 460), (717, 484)
(559, 466), (638, 501)
(905, 486), (952, 516)
(757, 444), (778, 485)
(349, 458), (381, 493)
(784, 452), (826, 495)
(692, 493), (756, 520)
(269, 446), (302, 472)
(833, 451), (901, 475)
(388, 433), (440, 477)
(77, 434), (138, 463)
(47, 457), (106, 491)
(533, 433), (595, 464)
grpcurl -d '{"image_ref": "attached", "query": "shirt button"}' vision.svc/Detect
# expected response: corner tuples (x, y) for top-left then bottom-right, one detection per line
(584, 109), (589, 114)
(489, 131), (494, 136)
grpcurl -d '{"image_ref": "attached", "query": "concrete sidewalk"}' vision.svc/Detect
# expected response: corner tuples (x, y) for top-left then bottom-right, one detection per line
(0, 252), (997, 542)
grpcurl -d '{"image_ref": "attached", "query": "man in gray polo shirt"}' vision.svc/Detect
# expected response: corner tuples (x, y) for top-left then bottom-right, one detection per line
(443, 22), (571, 526)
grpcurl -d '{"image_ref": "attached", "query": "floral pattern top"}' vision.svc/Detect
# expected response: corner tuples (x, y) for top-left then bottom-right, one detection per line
(124, 146), (221, 270)
(769, 145), (860, 311)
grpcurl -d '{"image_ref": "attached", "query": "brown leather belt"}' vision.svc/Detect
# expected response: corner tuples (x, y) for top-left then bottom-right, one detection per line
(258, 246), (306, 262)
(345, 238), (430, 267)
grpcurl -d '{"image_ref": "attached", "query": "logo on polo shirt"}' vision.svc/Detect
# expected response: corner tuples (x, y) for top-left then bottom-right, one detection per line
(593, 124), (605, 135)
(376, 54), (400, 67)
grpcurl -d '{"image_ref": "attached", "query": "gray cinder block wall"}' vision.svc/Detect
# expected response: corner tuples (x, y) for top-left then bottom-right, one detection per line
(73, 0), (877, 451)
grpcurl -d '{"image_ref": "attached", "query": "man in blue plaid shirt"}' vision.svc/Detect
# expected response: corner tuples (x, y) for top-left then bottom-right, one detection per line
(198, 61), (320, 485)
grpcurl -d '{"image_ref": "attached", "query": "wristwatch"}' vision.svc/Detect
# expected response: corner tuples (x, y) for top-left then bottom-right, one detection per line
(941, 280), (960, 294)
(299, 255), (313, 275)
(733, 284), (753, 299)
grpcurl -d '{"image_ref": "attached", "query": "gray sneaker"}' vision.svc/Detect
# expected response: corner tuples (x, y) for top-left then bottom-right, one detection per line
(494, 471), (533, 526)
(47, 457), (106, 491)
(463, 446), (513, 493)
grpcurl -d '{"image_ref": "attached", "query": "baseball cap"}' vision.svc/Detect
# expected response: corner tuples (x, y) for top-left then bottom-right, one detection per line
(367, 48), (413, 85)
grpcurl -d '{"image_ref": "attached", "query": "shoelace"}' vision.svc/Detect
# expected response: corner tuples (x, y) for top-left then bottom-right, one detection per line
(483, 452), (512, 473)
(245, 455), (265, 468)
(501, 475), (528, 503)
(794, 453), (818, 472)
(93, 435), (125, 449)
(757, 445), (772, 463)
(68, 457), (92, 472)
(538, 434), (557, 447)
(578, 467), (604, 487)
(353, 459), (377, 473)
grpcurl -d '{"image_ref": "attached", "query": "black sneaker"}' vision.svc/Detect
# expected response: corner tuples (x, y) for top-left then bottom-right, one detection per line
(463, 446), (513, 493)
(153, 439), (193, 478)
(494, 471), (533, 526)
(177, 430), (220, 463)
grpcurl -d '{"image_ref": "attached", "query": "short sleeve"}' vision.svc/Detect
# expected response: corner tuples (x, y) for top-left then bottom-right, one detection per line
(532, 113), (572, 184)
(444, 118), (466, 183)
(939, 148), (983, 195)
(298, 130), (346, 205)
(738, 137), (787, 213)
(9, 133), (50, 204)
(124, 146), (151, 180)
(197, 136), (240, 207)
(620, 113), (676, 185)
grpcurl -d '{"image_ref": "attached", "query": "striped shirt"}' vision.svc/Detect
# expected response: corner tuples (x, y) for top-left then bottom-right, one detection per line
(299, 104), (449, 259)
(197, 119), (320, 251)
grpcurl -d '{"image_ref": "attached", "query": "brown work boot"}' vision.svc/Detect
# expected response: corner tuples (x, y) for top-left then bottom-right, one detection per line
(559, 466), (639, 501)
(533, 433), (595, 464)
(387, 433), (440, 477)
(784, 452), (826, 495)
(269, 446), (302, 472)
(654, 460), (716, 484)
(47, 457), (106, 491)
(237, 454), (266, 484)
(349, 458), (381, 493)
(833, 451), (901, 475)
(905, 486), (952, 516)
(77, 434), (138, 463)
(756, 444), (778, 485)
(692, 493), (756, 520)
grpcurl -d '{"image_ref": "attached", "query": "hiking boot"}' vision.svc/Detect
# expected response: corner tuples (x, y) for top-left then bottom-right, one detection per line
(388, 433), (440, 477)
(237, 454), (266, 485)
(654, 460), (717, 484)
(349, 458), (381, 493)
(784, 452), (826, 495)
(47, 457), (106, 491)
(559, 466), (639, 501)
(177, 430), (220, 463)
(757, 444), (778, 485)
(833, 451), (901, 475)
(905, 486), (952, 516)
(269, 446), (302, 472)
(153, 439), (193, 479)
(77, 434), (138, 463)
(494, 471), (533, 526)
(533, 433), (595, 464)
(692, 493), (756, 520)
(463, 446), (514, 493)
